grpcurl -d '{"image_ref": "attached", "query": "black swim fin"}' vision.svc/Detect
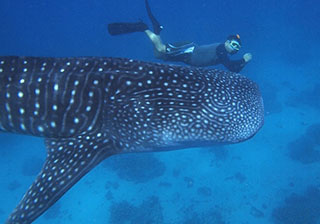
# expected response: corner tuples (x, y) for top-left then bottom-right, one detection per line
(145, 0), (163, 35)
(108, 22), (148, 35)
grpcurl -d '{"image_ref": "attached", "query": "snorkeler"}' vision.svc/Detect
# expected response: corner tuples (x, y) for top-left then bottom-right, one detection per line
(108, 0), (252, 73)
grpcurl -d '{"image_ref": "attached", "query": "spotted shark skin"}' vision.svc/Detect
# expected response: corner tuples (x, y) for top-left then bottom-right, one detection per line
(0, 56), (264, 223)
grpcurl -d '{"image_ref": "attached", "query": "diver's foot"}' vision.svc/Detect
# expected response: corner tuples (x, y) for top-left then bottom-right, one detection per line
(135, 21), (149, 32)
(154, 24), (163, 35)
(145, 0), (163, 35)
(108, 22), (148, 35)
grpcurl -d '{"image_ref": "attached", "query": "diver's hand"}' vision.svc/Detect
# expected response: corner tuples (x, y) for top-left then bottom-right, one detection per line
(243, 53), (252, 62)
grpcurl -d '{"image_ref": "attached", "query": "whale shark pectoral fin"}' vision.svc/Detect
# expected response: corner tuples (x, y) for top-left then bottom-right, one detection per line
(7, 133), (114, 224)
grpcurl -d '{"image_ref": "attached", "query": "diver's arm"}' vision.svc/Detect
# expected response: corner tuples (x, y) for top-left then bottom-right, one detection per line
(221, 53), (252, 73)
(222, 58), (247, 73)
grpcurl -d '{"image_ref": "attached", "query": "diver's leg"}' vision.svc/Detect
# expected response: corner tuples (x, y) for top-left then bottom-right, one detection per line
(145, 0), (163, 35)
(108, 22), (148, 35)
(144, 30), (166, 53)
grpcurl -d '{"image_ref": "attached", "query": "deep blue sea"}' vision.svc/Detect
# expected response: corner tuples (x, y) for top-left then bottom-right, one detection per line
(1, 0), (320, 223)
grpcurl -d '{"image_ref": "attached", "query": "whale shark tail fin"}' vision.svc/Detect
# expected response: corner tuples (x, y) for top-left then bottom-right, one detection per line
(108, 22), (148, 35)
(145, 0), (163, 35)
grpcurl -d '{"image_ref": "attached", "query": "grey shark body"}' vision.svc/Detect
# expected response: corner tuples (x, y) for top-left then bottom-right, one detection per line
(0, 56), (264, 223)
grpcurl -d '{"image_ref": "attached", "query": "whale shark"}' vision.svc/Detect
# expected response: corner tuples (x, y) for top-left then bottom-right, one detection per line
(0, 56), (264, 223)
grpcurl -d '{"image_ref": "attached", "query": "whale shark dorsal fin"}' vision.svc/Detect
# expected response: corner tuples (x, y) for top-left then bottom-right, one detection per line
(8, 132), (115, 223)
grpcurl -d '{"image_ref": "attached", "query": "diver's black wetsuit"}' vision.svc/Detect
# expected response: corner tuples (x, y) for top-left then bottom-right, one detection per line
(157, 42), (247, 73)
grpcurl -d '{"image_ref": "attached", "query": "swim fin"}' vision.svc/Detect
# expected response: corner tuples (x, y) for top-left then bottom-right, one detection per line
(108, 22), (148, 35)
(145, 0), (163, 35)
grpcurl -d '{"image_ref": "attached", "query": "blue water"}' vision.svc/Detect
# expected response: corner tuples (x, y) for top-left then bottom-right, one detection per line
(0, 0), (320, 223)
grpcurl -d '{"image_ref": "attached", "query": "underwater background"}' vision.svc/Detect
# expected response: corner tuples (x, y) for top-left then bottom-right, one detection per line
(0, 0), (320, 223)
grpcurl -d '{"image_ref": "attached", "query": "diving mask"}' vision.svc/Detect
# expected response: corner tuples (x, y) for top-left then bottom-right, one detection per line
(230, 40), (241, 51)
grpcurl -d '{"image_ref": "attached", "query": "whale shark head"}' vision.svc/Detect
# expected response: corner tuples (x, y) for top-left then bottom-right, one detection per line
(200, 68), (264, 143)
(104, 63), (264, 152)
(0, 56), (264, 223)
